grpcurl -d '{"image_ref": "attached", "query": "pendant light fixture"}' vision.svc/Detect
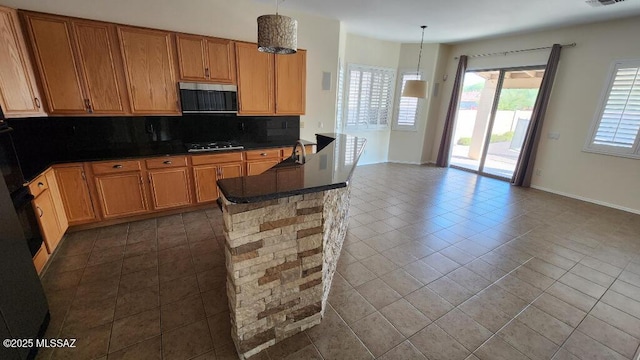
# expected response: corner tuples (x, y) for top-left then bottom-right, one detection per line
(257, 0), (298, 54)
(402, 25), (429, 98)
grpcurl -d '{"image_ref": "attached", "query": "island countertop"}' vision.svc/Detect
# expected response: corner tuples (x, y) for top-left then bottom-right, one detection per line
(217, 133), (366, 203)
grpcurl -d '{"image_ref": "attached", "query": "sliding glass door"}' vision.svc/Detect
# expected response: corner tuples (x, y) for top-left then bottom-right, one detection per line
(450, 67), (544, 179)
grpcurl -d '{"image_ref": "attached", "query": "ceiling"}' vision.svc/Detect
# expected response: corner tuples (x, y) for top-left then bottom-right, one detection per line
(254, 0), (640, 43)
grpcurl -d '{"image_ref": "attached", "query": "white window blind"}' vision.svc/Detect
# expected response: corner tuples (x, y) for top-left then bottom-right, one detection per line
(585, 60), (640, 158)
(336, 62), (345, 131)
(344, 64), (396, 130)
(393, 71), (422, 131)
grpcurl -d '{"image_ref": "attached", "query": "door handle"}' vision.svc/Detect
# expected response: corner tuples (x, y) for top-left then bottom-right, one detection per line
(163, 160), (172, 165)
(36, 206), (43, 218)
(205, 68), (210, 78)
(260, 153), (267, 156)
(37, 182), (44, 188)
(113, 164), (123, 169)
(34, 97), (41, 109)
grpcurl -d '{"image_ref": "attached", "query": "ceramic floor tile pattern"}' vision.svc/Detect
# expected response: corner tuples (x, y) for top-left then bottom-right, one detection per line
(35, 164), (640, 360)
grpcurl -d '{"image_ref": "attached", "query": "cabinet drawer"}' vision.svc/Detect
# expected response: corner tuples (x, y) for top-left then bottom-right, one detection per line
(28, 173), (49, 197)
(245, 148), (281, 160)
(146, 156), (188, 169)
(92, 160), (141, 174)
(192, 152), (244, 166)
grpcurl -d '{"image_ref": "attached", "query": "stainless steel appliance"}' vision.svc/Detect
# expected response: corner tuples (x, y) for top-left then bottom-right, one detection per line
(0, 120), (50, 360)
(179, 83), (238, 114)
(185, 141), (244, 153)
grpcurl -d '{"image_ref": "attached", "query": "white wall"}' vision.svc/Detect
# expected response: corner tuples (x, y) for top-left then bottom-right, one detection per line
(341, 33), (401, 165)
(1, 0), (341, 141)
(432, 16), (640, 213)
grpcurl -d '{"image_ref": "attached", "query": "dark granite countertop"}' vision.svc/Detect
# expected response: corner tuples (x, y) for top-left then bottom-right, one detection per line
(22, 139), (316, 183)
(217, 133), (366, 203)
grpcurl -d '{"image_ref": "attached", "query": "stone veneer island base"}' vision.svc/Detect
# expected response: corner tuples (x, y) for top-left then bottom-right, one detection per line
(217, 133), (365, 359)
(221, 187), (350, 358)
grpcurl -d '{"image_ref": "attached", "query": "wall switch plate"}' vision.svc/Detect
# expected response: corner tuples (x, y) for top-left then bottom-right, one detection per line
(318, 121), (324, 129)
(548, 132), (561, 140)
(322, 72), (332, 91)
(300, 121), (305, 128)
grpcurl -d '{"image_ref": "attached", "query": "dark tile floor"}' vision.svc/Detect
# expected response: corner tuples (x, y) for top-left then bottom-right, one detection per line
(35, 164), (640, 359)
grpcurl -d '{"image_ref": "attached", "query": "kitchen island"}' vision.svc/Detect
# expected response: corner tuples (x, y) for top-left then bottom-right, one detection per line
(217, 133), (365, 359)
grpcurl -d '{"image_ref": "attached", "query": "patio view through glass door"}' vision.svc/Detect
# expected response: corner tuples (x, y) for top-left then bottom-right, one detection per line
(450, 67), (545, 179)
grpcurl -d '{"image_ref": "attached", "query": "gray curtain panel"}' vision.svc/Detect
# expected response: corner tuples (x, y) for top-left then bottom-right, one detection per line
(511, 44), (562, 187)
(436, 55), (468, 167)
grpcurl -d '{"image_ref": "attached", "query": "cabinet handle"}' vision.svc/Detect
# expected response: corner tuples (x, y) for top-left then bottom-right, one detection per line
(113, 164), (123, 169)
(84, 99), (93, 113)
(37, 182), (44, 188)
(163, 160), (172, 165)
(81, 171), (86, 181)
(260, 153), (267, 157)
(205, 68), (210, 78)
(36, 206), (43, 218)
(34, 97), (41, 109)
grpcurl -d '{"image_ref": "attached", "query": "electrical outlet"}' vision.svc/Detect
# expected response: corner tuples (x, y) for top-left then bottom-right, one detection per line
(300, 121), (305, 128)
(318, 121), (324, 129)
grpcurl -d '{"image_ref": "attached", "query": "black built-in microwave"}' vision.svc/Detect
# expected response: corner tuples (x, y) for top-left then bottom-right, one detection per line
(179, 82), (238, 114)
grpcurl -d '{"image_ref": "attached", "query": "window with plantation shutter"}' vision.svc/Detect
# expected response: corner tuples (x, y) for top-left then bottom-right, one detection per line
(344, 64), (396, 130)
(585, 60), (640, 158)
(393, 71), (423, 131)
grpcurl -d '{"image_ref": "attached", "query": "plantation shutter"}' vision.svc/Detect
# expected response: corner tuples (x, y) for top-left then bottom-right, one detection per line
(588, 61), (640, 157)
(394, 72), (421, 130)
(344, 64), (396, 130)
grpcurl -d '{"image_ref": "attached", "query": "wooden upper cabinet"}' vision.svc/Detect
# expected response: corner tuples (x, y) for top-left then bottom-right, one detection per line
(176, 34), (236, 84)
(235, 42), (274, 115)
(21, 12), (129, 115)
(21, 12), (86, 114)
(275, 50), (306, 115)
(71, 20), (129, 114)
(118, 26), (179, 115)
(206, 38), (235, 83)
(176, 34), (207, 81)
(0, 7), (45, 117)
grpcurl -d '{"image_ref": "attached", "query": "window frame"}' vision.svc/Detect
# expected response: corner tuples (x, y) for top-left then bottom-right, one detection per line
(342, 63), (397, 131)
(584, 59), (640, 159)
(392, 69), (424, 132)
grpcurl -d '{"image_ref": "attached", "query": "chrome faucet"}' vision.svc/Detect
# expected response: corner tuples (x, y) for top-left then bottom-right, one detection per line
(291, 140), (307, 165)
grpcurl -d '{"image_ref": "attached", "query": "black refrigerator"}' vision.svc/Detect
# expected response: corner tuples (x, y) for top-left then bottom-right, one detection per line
(0, 120), (49, 360)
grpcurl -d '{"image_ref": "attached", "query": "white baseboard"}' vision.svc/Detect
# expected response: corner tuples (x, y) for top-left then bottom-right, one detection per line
(387, 160), (424, 165)
(531, 185), (640, 215)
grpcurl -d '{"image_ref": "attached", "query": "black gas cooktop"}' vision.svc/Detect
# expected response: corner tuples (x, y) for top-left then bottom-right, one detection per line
(185, 141), (244, 153)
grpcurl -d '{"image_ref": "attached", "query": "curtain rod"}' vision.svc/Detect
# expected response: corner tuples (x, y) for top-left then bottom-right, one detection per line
(454, 42), (576, 60)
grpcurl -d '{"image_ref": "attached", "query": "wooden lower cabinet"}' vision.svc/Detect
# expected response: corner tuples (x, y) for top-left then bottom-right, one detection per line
(246, 159), (280, 176)
(94, 172), (148, 219)
(193, 161), (243, 203)
(148, 167), (192, 210)
(54, 165), (96, 224)
(32, 189), (63, 253)
(32, 243), (48, 274)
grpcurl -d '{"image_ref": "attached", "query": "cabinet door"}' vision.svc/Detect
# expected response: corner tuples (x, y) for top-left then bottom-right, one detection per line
(246, 160), (279, 176)
(176, 34), (207, 81)
(148, 167), (192, 210)
(32, 189), (61, 253)
(118, 26), (179, 115)
(21, 12), (86, 114)
(235, 42), (274, 115)
(72, 20), (129, 114)
(44, 169), (68, 234)
(54, 165), (96, 224)
(219, 162), (244, 179)
(95, 172), (148, 219)
(206, 38), (235, 84)
(0, 7), (44, 117)
(193, 165), (218, 203)
(275, 50), (306, 115)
